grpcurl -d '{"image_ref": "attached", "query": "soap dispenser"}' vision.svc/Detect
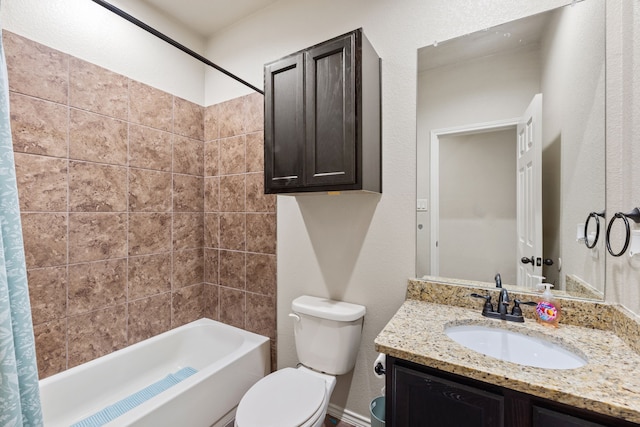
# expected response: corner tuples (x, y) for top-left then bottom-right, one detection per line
(535, 283), (560, 328)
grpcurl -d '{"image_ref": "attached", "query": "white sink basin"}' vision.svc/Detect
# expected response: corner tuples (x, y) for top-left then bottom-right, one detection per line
(445, 324), (587, 369)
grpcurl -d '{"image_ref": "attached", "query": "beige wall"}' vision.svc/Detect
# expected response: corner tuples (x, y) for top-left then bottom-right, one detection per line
(606, 0), (640, 315)
(439, 130), (517, 284)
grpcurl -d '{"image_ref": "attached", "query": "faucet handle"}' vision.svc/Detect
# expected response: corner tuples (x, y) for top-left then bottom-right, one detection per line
(470, 293), (494, 313)
(511, 299), (537, 316)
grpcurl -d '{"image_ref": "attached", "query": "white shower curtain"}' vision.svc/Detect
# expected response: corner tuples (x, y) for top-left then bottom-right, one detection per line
(0, 9), (44, 427)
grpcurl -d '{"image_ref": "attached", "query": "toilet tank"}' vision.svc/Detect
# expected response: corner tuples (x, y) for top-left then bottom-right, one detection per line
(291, 295), (366, 375)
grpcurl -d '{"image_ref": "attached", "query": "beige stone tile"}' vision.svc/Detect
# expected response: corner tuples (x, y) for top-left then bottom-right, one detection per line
(173, 135), (204, 176)
(15, 153), (67, 212)
(246, 172), (276, 213)
(172, 249), (204, 289)
(204, 248), (219, 284)
(173, 213), (204, 251)
(128, 253), (172, 300)
(246, 132), (264, 173)
(246, 293), (275, 339)
(128, 293), (171, 345)
(69, 57), (128, 120)
(245, 92), (264, 133)
(172, 283), (207, 327)
(4, 30), (68, 104)
(246, 253), (276, 297)
(129, 125), (172, 172)
(173, 174), (204, 212)
(129, 168), (172, 212)
(204, 140), (219, 177)
(34, 319), (67, 379)
(174, 96), (204, 141)
(246, 213), (276, 254)
(204, 176), (220, 213)
(220, 174), (245, 212)
(220, 213), (245, 251)
(219, 135), (246, 175)
(21, 213), (67, 268)
(9, 92), (68, 157)
(68, 259), (127, 316)
(204, 103), (219, 141)
(129, 80), (173, 132)
(67, 305), (127, 368)
(69, 109), (128, 165)
(69, 161), (127, 212)
(218, 97), (245, 138)
(219, 287), (245, 329)
(204, 284), (219, 320)
(204, 213), (219, 248)
(128, 213), (172, 256)
(27, 266), (67, 325)
(68, 213), (127, 263)
(219, 250), (245, 290)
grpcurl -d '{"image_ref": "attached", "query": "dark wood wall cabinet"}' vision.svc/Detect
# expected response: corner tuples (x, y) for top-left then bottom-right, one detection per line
(264, 28), (381, 194)
(385, 355), (639, 427)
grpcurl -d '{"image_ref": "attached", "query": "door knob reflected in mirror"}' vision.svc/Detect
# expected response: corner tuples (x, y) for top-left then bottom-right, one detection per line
(543, 258), (554, 266)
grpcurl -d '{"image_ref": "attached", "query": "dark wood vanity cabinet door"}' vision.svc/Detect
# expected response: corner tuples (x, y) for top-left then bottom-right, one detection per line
(304, 31), (357, 188)
(264, 53), (305, 192)
(392, 365), (504, 427)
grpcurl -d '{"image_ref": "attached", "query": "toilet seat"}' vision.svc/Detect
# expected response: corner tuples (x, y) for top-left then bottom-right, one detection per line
(235, 367), (327, 427)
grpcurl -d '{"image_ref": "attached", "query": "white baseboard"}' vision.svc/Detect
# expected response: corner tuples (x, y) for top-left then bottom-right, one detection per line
(327, 403), (371, 427)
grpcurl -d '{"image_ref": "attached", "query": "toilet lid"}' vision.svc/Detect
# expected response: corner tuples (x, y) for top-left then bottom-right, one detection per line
(236, 368), (326, 427)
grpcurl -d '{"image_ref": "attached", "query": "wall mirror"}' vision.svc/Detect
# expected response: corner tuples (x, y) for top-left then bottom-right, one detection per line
(416, 0), (606, 300)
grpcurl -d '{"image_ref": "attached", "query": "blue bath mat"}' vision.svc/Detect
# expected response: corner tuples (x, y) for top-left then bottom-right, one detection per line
(71, 366), (198, 427)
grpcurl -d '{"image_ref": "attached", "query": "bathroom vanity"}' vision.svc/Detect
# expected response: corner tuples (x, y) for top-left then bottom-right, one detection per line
(375, 280), (640, 427)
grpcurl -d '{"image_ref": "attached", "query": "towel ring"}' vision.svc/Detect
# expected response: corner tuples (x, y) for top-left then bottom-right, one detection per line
(606, 208), (640, 257)
(584, 211), (605, 249)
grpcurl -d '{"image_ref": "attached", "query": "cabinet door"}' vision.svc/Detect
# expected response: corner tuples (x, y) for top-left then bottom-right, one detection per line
(393, 365), (504, 427)
(264, 53), (305, 193)
(304, 31), (357, 187)
(532, 406), (608, 427)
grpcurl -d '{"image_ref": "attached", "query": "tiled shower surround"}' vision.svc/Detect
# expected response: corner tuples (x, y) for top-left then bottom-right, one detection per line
(4, 31), (277, 379)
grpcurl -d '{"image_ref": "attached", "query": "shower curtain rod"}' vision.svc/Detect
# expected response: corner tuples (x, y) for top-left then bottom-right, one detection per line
(90, 0), (264, 95)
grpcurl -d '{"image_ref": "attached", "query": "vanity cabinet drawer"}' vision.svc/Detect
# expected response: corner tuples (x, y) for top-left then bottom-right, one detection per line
(392, 365), (503, 427)
(532, 406), (607, 427)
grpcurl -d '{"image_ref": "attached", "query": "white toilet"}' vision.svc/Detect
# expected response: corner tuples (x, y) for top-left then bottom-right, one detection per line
(235, 295), (366, 427)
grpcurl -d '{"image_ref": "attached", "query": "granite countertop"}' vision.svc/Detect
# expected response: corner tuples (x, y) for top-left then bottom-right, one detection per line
(375, 298), (640, 423)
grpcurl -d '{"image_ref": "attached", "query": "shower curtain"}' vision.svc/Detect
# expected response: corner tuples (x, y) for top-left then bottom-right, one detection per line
(0, 11), (44, 427)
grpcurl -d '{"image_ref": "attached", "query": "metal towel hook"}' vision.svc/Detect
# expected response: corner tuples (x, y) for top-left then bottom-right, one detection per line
(584, 210), (605, 249)
(606, 208), (640, 257)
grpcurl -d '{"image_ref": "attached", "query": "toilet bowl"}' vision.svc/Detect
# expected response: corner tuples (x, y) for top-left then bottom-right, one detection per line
(234, 295), (366, 427)
(234, 366), (336, 427)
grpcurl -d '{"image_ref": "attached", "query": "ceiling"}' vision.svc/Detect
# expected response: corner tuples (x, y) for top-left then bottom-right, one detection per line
(418, 10), (551, 72)
(140, 0), (279, 38)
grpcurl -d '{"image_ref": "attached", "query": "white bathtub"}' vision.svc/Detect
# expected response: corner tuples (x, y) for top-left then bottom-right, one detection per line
(39, 318), (270, 427)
